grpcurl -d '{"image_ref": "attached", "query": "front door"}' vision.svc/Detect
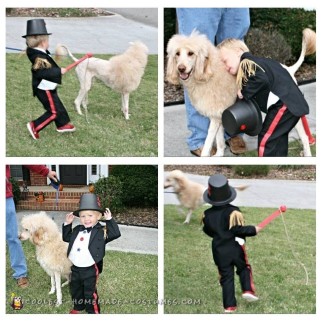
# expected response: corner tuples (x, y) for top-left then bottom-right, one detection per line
(59, 165), (87, 185)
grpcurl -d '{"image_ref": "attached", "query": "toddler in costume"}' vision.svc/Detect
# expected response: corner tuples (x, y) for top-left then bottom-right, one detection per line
(23, 19), (75, 140)
(63, 193), (121, 314)
(202, 174), (261, 312)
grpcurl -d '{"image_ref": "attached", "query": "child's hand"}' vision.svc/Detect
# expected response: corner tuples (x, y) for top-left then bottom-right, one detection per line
(65, 212), (75, 224)
(103, 208), (112, 220)
(255, 226), (262, 233)
(61, 67), (67, 75)
(237, 89), (243, 99)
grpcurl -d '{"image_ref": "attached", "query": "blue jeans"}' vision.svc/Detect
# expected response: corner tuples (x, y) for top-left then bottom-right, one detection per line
(6, 197), (27, 279)
(176, 8), (250, 150)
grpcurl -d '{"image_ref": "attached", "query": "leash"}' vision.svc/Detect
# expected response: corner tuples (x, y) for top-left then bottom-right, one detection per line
(258, 205), (309, 285)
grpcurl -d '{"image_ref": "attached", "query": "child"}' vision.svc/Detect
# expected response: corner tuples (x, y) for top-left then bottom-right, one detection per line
(63, 193), (121, 314)
(218, 35), (311, 156)
(22, 19), (75, 140)
(202, 174), (261, 313)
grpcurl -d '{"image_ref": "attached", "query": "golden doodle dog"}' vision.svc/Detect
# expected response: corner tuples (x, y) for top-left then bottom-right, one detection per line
(166, 29), (315, 157)
(164, 170), (248, 224)
(19, 212), (72, 306)
(56, 41), (148, 120)
(164, 170), (205, 224)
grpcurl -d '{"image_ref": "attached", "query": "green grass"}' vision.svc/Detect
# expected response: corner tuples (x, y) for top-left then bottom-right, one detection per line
(164, 205), (316, 314)
(6, 53), (158, 157)
(240, 136), (316, 157)
(6, 242), (158, 314)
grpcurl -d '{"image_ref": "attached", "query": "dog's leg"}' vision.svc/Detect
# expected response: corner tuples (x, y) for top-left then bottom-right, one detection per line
(201, 119), (220, 156)
(295, 119), (312, 156)
(121, 93), (130, 120)
(183, 209), (192, 224)
(49, 274), (56, 294)
(54, 272), (62, 306)
(214, 123), (226, 157)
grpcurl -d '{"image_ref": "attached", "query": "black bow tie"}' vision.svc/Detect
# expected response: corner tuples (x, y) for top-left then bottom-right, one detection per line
(80, 226), (93, 233)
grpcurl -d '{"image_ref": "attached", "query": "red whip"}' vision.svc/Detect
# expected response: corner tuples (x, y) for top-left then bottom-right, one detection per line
(258, 205), (287, 229)
(65, 53), (93, 72)
(301, 116), (315, 145)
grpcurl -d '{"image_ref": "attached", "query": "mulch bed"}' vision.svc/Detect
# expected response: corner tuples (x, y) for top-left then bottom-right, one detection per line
(164, 165), (316, 181)
(114, 207), (158, 228)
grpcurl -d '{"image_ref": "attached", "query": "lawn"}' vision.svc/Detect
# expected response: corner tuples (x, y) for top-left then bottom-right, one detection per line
(6, 53), (158, 157)
(164, 205), (316, 314)
(6, 242), (158, 314)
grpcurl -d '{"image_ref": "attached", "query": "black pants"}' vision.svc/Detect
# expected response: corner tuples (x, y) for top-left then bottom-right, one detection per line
(33, 89), (70, 132)
(70, 264), (100, 314)
(258, 103), (300, 157)
(213, 243), (255, 309)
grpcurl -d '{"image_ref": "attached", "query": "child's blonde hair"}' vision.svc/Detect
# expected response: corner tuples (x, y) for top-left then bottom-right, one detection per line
(217, 38), (249, 53)
(25, 35), (49, 48)
(218, 38), (264, 90)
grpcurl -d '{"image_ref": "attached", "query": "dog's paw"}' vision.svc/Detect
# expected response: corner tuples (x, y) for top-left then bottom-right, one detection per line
(183, 220), (190, 224)
(48, 288), (56, 295)
(55, 300), (62, 307)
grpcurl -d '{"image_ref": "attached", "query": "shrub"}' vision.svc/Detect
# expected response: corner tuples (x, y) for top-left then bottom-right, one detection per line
(245, 28), (292, 64)
(110, 165), (158, 207)
(94, 175), (124, 212)
(9, 177), (21, 206)
(164, 8), (177, 52)
(233, 165), (270, 177)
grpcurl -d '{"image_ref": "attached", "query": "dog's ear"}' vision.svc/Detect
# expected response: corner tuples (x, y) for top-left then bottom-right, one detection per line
(166, 37), (180, 85)
(194, 43), (213, 82)
(31, 227), (45, 245)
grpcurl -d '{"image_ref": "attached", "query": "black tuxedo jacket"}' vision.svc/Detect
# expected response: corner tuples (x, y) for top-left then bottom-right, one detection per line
(240, 52), (309, 117)
(62, 218), (121, 273)
(26, 47), (62, 96)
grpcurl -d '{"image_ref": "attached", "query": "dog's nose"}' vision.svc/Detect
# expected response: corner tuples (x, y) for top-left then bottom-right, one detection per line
(178, 65), (186, 73)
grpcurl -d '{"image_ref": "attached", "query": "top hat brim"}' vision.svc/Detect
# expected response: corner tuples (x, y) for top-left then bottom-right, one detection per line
(203, 186), (237, 206)
(73, 208), (104, 217)
(22, 32), (52, 38)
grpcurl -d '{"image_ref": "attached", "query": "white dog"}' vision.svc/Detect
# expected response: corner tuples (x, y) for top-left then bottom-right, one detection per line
(19, 212), (72, 306)
(166, 29), (315, 156)
(164, 170), (205, 224)
(57, 41), (148, 120)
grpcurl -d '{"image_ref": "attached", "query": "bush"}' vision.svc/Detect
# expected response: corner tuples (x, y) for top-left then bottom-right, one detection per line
(250, 8), (316, 64)
(245, 28), (292, 64)
(9, 177), (21, 206)
(233, 165), (270, 177)
(94, 175), (124, 212)
(164, 8), (177, 52)
(110, 165), (158, 207)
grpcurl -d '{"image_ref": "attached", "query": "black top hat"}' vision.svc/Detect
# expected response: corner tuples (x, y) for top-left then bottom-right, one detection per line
(203, 174), (236, 206)
(22, 19), (52, 38)
(222, 99), (262, 137)
(73, 193), (104, 217)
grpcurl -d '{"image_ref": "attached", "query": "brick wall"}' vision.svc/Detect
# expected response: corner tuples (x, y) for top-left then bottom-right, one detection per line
(30, 172), (47, 186)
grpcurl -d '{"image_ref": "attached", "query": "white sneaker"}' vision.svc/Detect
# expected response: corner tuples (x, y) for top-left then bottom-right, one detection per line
(242, 292), (259, 302)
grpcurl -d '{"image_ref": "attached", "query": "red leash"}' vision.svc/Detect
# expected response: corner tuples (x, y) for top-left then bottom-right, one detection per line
(258, 205), (287, 229)
(65, 53), (93, 72)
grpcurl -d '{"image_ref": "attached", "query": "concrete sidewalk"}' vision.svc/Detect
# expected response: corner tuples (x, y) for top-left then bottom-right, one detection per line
(164, 82), (316, 157)
(16, 210), (158, 256)
(6, 9), (158, 54)
(164, 172), (316, 210)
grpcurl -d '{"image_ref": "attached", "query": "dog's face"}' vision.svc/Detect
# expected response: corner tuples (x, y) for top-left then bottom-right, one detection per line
(164, 170), (186, 192)
(166, 32), (214, 85)
(19, 213), (59, 246)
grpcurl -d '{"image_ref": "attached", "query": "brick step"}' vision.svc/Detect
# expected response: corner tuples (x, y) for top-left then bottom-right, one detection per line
(22, 190), (84, 199)
(16, 198), (79, 212)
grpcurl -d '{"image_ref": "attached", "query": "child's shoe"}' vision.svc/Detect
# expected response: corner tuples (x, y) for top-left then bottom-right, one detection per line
(27, 122), (39, 140)
(242, 291), (259, 302)
(69, 309), (80, 314)
(224, 306), (237, 313)
(57, 123), (76, 132)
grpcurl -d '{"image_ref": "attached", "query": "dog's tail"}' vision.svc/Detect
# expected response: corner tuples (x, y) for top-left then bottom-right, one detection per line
(288, 28), (316, 76)
(55, 44), (79, 62)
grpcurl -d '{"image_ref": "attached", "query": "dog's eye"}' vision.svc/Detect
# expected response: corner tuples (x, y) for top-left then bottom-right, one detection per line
(175, 51), (180, 57)
(188, 51), (194, 57)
